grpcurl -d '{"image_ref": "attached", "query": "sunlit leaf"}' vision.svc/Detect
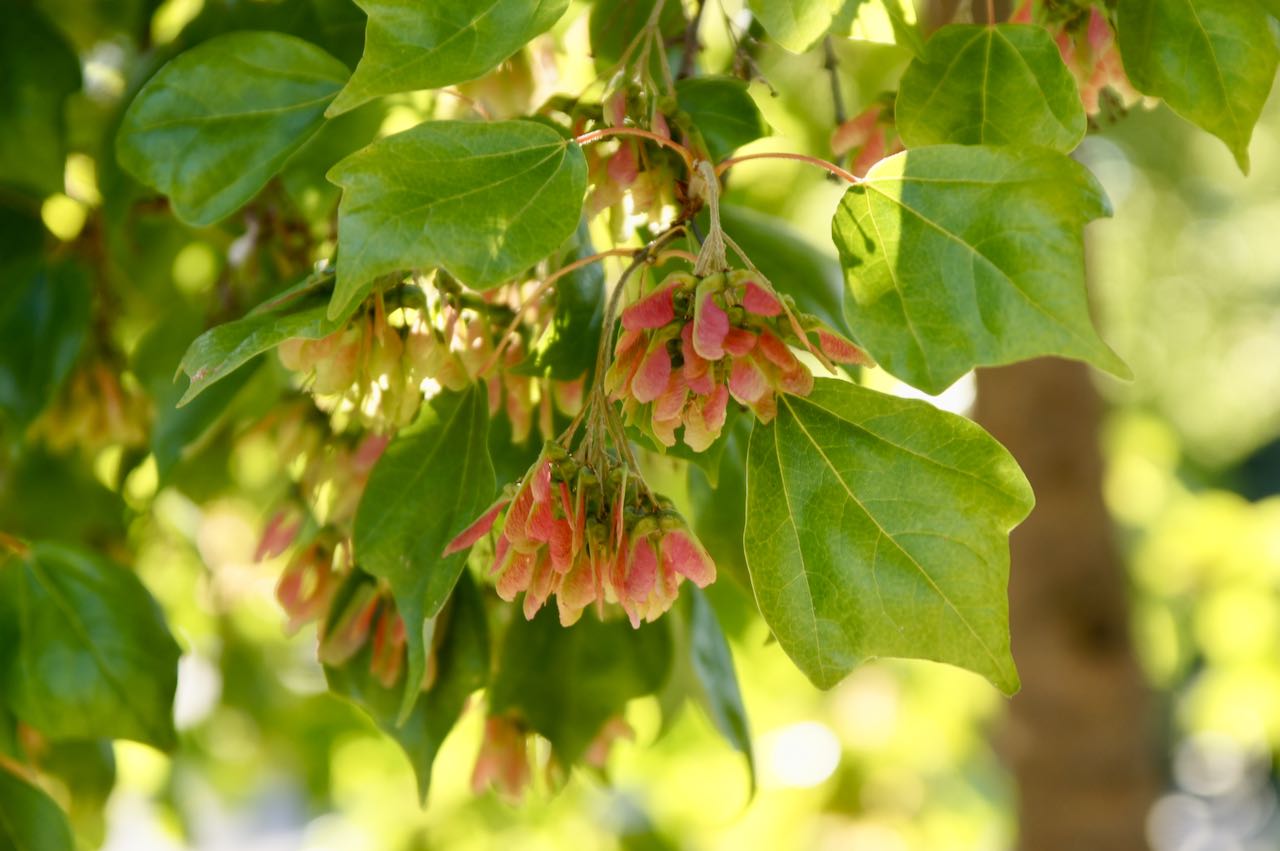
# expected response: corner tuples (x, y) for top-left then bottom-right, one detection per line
(745, 379), (1032, 693)
(832, 145), (1126, 394)
(749, 0), (841, 53)
(0, 543), (181, 749)
(897, 24), (1086, 152)
(1116, 0), (1279, 174)
(354, 386), (495, 722)
(328, 0), (569, 115)
(116, 31), (349, 226)
(328, 120), (587, 320)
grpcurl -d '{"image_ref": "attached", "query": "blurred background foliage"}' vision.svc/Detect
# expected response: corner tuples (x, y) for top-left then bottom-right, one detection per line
(2, 0), (1279, 849)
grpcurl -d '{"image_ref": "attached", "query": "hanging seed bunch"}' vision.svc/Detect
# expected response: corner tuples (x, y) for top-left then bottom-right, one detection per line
(447, 442), (715, 629)
(606, 269), (871, 451)
(278, 285), (583, 440)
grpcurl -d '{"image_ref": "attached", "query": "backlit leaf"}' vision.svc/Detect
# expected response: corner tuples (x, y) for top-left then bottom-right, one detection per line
(749, 0), (841, 53)
(832, 145), (1126, 394)
(744, 379), (1032, 693)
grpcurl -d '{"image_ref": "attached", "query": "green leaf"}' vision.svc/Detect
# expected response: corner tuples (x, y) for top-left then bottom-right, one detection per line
(354, 386), (495, 722)
(685, 589), (754, 784)
(0, 543), (181, 750)
(489, 610), (673, 764)
(1116, 0), (1279, 174)
(176, 271), (342, 406)
(0, 5), (79, 198)
(0, 448), (126, 545)
(328, 0), (570, 116)
(325, 570), (488, 803)
(688, 415), (752, 589)
(744, 379), (1031, 693)
(717, 204), (851, 337)
(589, 0), (685, 67)
(116, 31), (349, 226)
(675, 77), (769, 162)
(831, 145), (1126, 394)
(0, 261), (90, 431)
(514, 222), (605, 381)
(896, 24), (1086, 152)
(41, 740), (116, 848)
(175, 0), (369, 68)
(0, 761), (75, 851)
(881, 0), (926, 56)
(749, 0), (841, 53)
(328, 120), (587, 319)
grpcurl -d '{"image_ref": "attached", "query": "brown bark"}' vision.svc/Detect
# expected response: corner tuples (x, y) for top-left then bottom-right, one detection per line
(976, 360), (1159, 851)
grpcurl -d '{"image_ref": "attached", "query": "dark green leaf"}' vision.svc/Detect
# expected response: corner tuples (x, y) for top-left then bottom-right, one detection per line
(831, 145), (1127, 394)
(354, 386), (495, 721)
(589, 0), (685, 67)
(328, 120), (588, 318)
(175, 0), (369, 68)
(0, 448), (125, 547)
(0, 261), (90, 431)
(688, 415), (752, 588)
(0, 543), (181, 749)
(41, 740), (115, 848)
(716, 203), (850, 336)
(748, 0), (839, 53)
(489, 610), (673, 764)
(744, 379), (1032, 693)
(515, 222), (605, 381)
(328, 0), (570, 116)
(0, 761), (75, 851)
(116, 31), (349, 226)
(896, 24), (1086, 152)
(675, 77), (769, 162)
(176, 271), (341, 406)
(325, 571), (488, 803)
(0, 5), (79, 198)
(1117, 0), (1279, 174)
(685, 589), (753, 784)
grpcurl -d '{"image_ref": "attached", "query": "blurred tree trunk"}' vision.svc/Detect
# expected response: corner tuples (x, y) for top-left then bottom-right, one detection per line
(976, 360), (1158, 851)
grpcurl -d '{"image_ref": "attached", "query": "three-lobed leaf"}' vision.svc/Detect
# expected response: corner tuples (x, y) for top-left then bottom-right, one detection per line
(328, 120), (587, 320)
(0, 543), (181, 750)
(896, 24), (1086, 153)
(744, 379), (1033, 694)
(1116, 0), (1279, 174)
(832, 144), (1127, 394)
(329, 0), (569, 116)
(354, 386), (495, 722)
(116, 31), (349, 226)
(325, 570), (488, 803)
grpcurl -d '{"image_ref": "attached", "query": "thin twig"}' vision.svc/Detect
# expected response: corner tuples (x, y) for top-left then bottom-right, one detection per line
(574, 127), (696, 171)
(678, 0), (707, 80)
(715, 151), (860, 185)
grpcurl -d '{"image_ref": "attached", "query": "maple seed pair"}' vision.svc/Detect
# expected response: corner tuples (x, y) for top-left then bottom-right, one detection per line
(607, 270), (871, 450)
(446, 445), (716, 628)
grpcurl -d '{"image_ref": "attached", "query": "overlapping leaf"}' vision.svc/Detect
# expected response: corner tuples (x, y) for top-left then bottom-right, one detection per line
(354, 386), (495, 721)
(0, 543), (181, 749)
(685, 589), (754, 782)
(749, 0), (840, 53)
(328, 120), (587, 319)
(744, 379), (1032, 693)
(0, 761), (75, 851)
(832, 145), (1127, 393)
(325, 571), (488, 802)
(489, 609), (673, 764)
(329, 0), (569, 115)
(897, 24), (1086, 152)
(675, 77), (769, 162)
(116, 31), (349, 226)
(1117, 0), (1278, 174)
